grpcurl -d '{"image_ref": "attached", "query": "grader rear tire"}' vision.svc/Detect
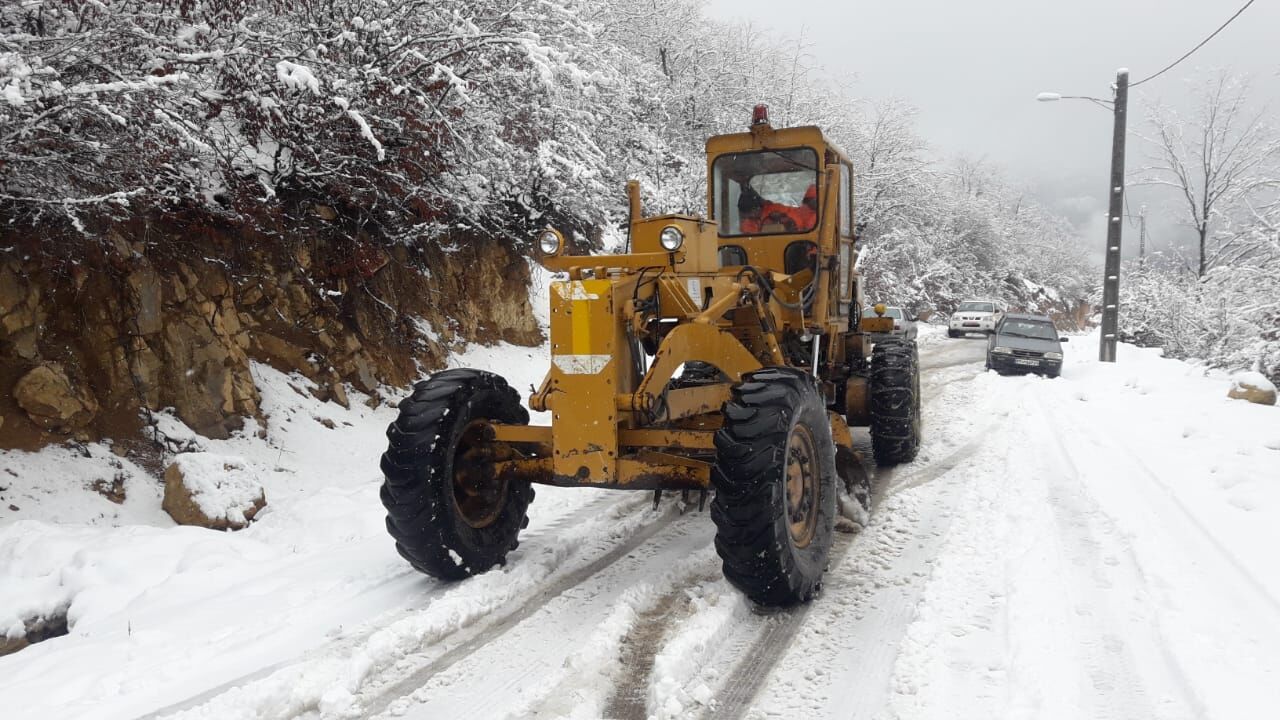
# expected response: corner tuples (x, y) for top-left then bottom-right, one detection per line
(711, 367), (837, 606)
(379, 369), (534, 580)
(869, 339), (921, 466)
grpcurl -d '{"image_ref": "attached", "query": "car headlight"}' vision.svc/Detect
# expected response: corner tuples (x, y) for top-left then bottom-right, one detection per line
(992, 346), (1013, 354)
(659, 225), (684, 251)
(538, 228), (564, 256)
(1044, 351), (1063, 360)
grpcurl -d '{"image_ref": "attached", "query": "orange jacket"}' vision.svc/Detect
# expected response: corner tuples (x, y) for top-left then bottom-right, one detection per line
(742, 201), (816, 234)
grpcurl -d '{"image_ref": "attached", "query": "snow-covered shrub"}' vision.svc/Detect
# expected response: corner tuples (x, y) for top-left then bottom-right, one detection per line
(1121, 258), (1280, 384)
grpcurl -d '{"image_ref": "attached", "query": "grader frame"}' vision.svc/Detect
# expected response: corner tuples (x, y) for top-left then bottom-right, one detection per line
(489, 121), (879, 490)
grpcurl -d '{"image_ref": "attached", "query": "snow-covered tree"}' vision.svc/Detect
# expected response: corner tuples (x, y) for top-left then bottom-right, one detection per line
(1139, 71), (1280, 278)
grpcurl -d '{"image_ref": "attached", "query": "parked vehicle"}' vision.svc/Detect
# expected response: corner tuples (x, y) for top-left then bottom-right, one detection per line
(861, 305), (918, 341)
(948, 299), (1005, 337)
(986, 313), (1067, 377)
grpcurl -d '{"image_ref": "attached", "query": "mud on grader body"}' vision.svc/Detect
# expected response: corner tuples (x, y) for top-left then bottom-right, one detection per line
(380, 107), (922, 606)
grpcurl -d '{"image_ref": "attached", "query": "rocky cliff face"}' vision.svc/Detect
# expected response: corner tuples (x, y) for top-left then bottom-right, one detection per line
(0, 213), (541, 455)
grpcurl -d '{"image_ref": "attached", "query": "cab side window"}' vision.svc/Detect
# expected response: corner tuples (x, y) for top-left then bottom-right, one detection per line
(785, 241), (817, 275)
(719, 245), (747, 267)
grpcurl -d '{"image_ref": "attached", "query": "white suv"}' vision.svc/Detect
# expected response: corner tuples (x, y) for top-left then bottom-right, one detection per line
(948, 299), (1005, 337)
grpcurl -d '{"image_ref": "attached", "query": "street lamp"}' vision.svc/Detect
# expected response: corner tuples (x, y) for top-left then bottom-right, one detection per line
(1038, 69), (1129, 363)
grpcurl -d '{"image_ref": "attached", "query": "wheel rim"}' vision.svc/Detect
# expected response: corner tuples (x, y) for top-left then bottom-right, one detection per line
(785, 424), (819, 548)
(451, 420), (510, 529)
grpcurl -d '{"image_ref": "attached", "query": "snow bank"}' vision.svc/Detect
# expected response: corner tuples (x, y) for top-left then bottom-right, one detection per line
(0, 335), (559, 718)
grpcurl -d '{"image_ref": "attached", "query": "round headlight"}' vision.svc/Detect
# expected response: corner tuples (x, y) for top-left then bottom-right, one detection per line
(538, 228), (563, 256)
(659, 226), (684, 251)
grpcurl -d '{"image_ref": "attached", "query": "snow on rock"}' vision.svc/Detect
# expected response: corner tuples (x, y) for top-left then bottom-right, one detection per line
(162, 453), (266, 530)
(1228, 370), (1277, 406)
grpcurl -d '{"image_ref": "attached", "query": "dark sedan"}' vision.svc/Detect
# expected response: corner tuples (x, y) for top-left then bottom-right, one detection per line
(986, 313), (1067, 377)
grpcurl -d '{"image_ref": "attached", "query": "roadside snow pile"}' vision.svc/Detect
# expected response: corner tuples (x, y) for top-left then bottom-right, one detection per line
(162, 453), (265, 530)
(913, 323), (949, 350)
(1056, 334), (1280, 596)
(875, 331), (1280, 720)
(0, 335), (556, 718)
(0, 520), (273, 654)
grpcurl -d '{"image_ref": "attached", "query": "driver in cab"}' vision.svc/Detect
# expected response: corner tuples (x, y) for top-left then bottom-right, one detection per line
(739, 184), (817, 234)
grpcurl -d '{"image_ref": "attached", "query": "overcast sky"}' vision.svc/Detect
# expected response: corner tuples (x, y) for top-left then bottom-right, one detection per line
(704, 0), (1280, 260)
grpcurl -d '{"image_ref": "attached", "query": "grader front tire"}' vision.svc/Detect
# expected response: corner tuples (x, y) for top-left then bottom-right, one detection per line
(380, 369), (534, 580)
(710, 368), (837, 607)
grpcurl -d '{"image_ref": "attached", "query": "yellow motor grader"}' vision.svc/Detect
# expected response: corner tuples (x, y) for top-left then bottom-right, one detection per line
(379, 106), (921, 606)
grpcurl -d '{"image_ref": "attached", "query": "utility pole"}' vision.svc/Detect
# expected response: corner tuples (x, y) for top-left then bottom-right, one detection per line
(1138, 204), (1147, 261)
(1099, 69), (1128, 363)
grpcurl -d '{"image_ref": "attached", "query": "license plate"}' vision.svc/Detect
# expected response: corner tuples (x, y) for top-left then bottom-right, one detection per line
(1014, 358), (1039, 366)
(963, 323), (978, 327)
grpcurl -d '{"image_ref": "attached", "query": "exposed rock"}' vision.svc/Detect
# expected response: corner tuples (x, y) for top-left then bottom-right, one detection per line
(162, 454), (266, 530)
(126, 267), (163, 335)
(0, 261), (45, 343)
(14, 364), (99, 431)
(1, 224), (541, 453)
(253, 333), (313, 376)
(1228, 372), (1277, 406)
(330, 380), (350, 409)
(161, 316), (255, 438)
(239, 284), (265, 306)
(0, 612), (69, 658)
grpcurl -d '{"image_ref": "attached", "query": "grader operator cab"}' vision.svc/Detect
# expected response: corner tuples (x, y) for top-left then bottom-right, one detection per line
(379, 106), (922, 606)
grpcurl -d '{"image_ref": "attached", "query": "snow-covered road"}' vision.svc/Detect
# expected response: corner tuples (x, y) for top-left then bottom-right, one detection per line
(3, 327), (1278, 719)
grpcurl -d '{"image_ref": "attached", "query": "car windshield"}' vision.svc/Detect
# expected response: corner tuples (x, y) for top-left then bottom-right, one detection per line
(713, 148), (820, 237)
(958, 302), (994, 313)
(862, 307), (904, 320)
(999, 320), (1057, 340)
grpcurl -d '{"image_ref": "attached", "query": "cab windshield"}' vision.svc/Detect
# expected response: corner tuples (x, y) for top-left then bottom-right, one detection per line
(958, 302), (995, 313)
(713, 148), (820, 236)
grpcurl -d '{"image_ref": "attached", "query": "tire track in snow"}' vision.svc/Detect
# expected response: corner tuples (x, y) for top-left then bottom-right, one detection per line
(149, 493), (665, 720)
(718, 361), (1023, 719)
(1050, 393), (1280, 618)
(1038, 395), (1277, 716)
(1014, 395), (1173, 719)
(371, 517), (717, 719)
(140, 493), (629, 720)
(704, 567), (825, 720)
(358, 503), (685, 718)
(701, 340), (994, 719)
(602, 590), (693, 720)
(137, 571), (443, 720)
(879, 419), (999, 501)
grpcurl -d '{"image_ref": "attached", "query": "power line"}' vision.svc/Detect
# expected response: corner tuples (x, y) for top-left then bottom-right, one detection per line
(1131, 0), (1257, 88)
